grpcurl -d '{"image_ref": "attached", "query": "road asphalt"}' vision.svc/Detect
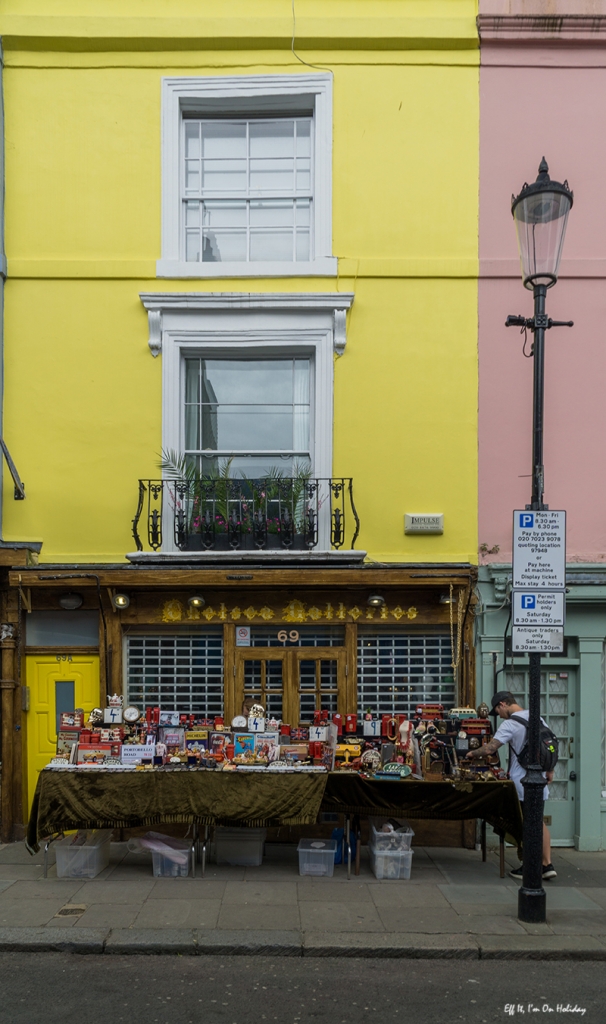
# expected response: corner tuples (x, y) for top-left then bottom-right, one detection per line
(0, 953), (603, 1024)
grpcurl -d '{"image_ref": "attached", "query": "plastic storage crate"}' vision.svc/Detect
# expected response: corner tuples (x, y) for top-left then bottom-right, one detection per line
(215, 827), (267, 866)
(370, 818), (414, 852)
(55, 830), (112, 879)
(369, 846), (413, 880)
(151, 837), (193, 877)
(297, 839), (337, 877)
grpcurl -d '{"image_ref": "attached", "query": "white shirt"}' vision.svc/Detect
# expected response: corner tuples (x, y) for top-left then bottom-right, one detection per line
(493, 709), (550, 802)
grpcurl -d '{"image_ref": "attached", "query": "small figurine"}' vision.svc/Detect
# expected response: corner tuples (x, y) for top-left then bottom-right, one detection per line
(477, 702), (490, 719)
(108, 693), (123, 707)
(87, 707), (103, 726)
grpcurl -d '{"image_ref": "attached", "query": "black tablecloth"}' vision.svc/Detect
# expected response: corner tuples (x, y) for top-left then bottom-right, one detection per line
(323, 774), (523, 846)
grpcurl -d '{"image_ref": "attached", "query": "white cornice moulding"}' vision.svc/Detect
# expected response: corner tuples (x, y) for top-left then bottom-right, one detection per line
(140, 292), (355, 357)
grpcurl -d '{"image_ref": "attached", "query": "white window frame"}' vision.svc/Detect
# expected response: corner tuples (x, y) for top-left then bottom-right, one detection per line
(159, 75), (336, 279)
(139, 292), (354, 552)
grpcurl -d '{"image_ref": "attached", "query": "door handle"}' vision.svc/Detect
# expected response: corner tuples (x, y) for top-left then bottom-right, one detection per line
(569, 771), (577, 781)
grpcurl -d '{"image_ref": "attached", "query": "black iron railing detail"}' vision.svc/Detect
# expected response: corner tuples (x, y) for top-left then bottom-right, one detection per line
(132, 477), (359, 553)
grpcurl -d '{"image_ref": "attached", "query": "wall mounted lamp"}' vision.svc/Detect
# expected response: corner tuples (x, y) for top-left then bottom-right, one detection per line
(367, 594), (385, 608)
(188, 596), (206, 610)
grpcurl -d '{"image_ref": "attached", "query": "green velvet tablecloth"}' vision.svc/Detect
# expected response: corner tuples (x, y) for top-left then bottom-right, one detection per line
(27, 769), (329, 851)
(323, 774), (523, 847)
(27, 769), (523, 852)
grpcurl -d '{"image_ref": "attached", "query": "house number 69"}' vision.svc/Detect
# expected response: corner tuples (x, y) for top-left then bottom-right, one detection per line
(277, 630), (299, 644)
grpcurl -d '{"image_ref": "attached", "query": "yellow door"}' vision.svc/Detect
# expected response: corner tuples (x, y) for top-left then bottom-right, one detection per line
(25, 654), (100, 809)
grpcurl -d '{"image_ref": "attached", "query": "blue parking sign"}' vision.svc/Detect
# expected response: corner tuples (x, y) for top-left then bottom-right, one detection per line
(519, 513), (534, 529)
(521, 595), (536, 609)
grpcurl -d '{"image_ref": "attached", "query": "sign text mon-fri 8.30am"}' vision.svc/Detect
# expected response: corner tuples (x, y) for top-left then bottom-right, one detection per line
(512, 511), (566, 591)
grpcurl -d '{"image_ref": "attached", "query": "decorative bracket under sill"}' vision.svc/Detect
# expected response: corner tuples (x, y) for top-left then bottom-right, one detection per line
(147, 310), (162, 357)
(334, 309), (348, 356)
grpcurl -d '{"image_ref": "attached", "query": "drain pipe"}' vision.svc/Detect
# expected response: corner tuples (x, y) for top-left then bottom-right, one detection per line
(0, 40), (6, 538)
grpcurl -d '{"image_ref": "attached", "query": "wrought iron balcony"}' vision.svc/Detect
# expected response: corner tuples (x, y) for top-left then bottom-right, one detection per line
(132, 477), (359, 553)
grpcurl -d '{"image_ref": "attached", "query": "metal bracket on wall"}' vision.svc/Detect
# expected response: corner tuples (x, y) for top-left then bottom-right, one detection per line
(0, 438), (25, 499)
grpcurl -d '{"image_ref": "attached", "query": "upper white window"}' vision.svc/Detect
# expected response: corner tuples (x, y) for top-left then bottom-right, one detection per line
(159, 75), (336, 279)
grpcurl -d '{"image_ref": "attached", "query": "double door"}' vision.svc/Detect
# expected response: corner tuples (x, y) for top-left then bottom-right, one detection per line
(232, 647), (347, 726)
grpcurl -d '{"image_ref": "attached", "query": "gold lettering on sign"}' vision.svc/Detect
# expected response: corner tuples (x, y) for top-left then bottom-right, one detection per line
(218, 603), (228, 621)
(349, 606), (362, 620)
(162, 599), (183, 623)
(325, 602), (334, 619)
(258, 606), (274, 621)
(336, 603), (346, 620)
(283, 600), (307, 623)
(202, 606), (216, 621)
(365, 608), (375, 619)
(380, 605), (389, 620)
(407, 606), (418, 620)
(231, 606), (242, 620)
(307, 606), (322, 621)
(187, 604), (201, 621)
(243, 606), (258, 621)
(391, 606), (405, 621)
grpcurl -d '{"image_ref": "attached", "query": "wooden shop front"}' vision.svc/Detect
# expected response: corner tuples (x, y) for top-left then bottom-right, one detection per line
(2, 563), (477, 842)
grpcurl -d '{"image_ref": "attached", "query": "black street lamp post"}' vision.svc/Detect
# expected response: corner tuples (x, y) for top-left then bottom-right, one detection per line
(506, 159), (573, 924)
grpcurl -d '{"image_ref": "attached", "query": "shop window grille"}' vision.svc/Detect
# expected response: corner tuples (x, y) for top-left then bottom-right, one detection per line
(250, 625), (345, 647)
(126, 632), (224, 716)
(357, 631), (455, 717)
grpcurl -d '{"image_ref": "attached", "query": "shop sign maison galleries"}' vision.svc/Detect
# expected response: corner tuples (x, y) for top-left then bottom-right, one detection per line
(160, 599), (420, 625)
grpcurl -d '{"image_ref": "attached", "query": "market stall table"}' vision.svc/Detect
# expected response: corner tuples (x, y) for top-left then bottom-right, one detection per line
(27, 768), (522, 879)
(322, 774), (523, 877)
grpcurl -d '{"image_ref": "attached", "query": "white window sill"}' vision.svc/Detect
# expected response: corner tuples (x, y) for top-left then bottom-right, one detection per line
(156, 258), (338, 279)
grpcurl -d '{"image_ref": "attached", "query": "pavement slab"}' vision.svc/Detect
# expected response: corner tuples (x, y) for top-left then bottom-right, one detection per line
(546, 909), (606, 934)
(0, 899), (68, 927)
(0, 880), (85, 901)
(0, 865), (45, 881)
(148, 878), (226, 899)
(73, 879), (155, 904)
(216, 903), (301, 931)
(376, 904), (468, 933)
(299, 900), (384, 933)
(223, 881), (298, 905)
(439, 884), (518, 905)
(132, 898), (222, 929)
(368, 884), (451, 908)
(73, 903), (143, 929)
(296, 880), (373, 902)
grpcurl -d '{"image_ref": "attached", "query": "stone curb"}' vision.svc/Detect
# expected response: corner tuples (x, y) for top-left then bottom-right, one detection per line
(196, 929), (302, 956)
(303, 932), (480, 959)
(0, 927), (606, 960)
(105, 929), (197, 954)
(0, 927), (107, 953)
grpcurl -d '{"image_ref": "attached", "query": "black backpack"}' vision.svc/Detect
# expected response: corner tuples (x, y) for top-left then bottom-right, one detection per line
(509, 714), (559, 773)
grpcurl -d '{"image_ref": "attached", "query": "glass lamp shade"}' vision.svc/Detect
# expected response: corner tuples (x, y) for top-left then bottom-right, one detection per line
(512, 158), (573, 290)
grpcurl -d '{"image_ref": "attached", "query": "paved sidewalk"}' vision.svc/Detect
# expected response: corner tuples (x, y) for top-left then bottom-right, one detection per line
(1, 841), (605, 958)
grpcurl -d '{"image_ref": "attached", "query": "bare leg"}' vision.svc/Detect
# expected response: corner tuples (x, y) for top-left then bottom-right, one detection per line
(542, 823), (552, 866)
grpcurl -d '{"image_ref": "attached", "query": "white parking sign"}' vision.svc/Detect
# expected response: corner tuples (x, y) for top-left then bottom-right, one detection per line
(512, 590), (565, 627)
(512, 510), (566, 590)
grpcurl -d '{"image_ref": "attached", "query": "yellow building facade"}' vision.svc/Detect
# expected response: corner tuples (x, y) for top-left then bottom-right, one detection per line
(0, 0), (480, 835)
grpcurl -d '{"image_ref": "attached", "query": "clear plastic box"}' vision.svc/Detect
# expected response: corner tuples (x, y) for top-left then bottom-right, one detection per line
(152, 845), (192, 878)
(369, 817), (414, 851)
(215, 827), (267, 867)
(55, 830), (112, 879)
(369, 845), (414, 880)
(297, 838), (337, 877)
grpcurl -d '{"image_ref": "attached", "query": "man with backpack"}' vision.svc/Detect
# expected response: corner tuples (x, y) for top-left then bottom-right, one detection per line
(465, 690), (557, 881)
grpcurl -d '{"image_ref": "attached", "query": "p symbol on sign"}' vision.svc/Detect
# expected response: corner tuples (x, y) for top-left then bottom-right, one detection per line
(520, 513), (534, 529)
(521, 595), (536, 609)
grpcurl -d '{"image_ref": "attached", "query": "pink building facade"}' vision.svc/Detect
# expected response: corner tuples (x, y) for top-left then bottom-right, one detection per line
(477, 3), (606, 849)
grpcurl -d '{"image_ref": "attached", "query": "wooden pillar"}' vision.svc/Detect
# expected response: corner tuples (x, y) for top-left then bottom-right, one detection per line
(0, 631), (17, 842)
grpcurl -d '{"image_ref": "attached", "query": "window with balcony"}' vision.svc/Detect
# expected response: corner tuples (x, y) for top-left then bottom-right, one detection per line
(184, 355), (311, 477)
